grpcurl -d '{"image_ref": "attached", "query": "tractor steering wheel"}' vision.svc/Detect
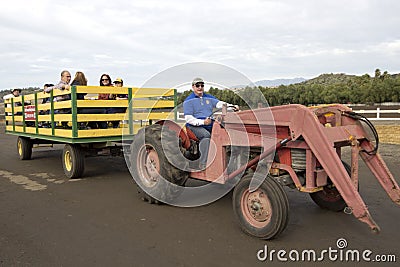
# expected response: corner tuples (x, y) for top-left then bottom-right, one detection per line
(210, 104), (240, 117)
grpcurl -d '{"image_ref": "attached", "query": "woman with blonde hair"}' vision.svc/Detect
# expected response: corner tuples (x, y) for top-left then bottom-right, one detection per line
(71, 71), (107, 129)
(71, 71), (88, 100)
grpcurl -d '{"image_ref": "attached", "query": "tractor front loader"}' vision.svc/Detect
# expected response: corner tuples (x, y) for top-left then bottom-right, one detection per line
(131, 104), (400, 239)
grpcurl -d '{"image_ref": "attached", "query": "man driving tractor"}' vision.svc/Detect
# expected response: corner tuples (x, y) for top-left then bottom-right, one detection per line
(183, 77), (238, 169)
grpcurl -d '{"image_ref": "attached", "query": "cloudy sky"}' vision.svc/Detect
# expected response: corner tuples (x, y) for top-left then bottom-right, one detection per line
(1, 0), (399, 91)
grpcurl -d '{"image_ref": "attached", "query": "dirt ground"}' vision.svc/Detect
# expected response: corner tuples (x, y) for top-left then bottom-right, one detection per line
(0, 133), (399, 266)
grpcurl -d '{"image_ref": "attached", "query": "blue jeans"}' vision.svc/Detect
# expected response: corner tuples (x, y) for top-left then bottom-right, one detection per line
(187, 125), (211, 166)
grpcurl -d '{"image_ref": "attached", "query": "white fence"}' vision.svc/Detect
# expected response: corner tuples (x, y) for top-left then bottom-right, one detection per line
(1, 104), (398, 123)
(351, 108), (400, 121)
(177, 112), (185, 121)
(177, 108), (400, 121)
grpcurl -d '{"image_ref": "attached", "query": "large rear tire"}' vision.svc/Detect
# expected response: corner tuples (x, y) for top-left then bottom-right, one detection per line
(309, 161), (352, 211)
(17, 136), (32, 160)
(62, 144), (85, 179)
(130, 124), (188, 204)
(233, 173), (289, 240)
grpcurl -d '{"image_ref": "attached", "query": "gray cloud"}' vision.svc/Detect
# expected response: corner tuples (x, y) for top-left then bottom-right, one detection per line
(1, 0), (399, 90)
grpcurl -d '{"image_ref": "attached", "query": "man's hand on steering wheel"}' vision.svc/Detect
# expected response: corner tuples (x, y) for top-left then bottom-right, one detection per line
(228, 104), (240, 112)
(204, 117), (212, 125)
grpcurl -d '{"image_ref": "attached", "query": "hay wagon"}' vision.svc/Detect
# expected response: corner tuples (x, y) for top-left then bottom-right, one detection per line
(4, 85), (177, 178)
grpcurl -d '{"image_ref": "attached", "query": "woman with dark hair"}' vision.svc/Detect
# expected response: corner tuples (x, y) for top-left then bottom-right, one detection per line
(85, 73), (112, 129)
(98, 74), (113, 100)
(99, 73), (112, 86)
(98, 73), (122, 128)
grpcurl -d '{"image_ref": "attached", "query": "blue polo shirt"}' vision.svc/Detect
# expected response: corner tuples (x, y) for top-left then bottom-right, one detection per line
(183, 92), (220, 130)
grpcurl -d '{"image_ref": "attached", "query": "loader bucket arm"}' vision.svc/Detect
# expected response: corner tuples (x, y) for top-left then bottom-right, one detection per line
(230, 104), (400, 233)
(359, 140), (400, 205)
(275, 104), (400, 232)
(270, 105), (381, 232)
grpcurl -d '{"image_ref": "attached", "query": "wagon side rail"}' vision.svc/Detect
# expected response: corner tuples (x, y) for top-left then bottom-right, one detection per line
(4, 86), (177, 143)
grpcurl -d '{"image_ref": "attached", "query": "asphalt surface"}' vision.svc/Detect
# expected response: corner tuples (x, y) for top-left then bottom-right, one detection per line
(0, 133), (399, 267)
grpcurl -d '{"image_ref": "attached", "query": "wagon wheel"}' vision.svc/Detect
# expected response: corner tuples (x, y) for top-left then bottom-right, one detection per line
(62, 144), (85, 179)
(309, 161), (354, 211)
(17, 136), (32, 160)
(233, 173), (289, 240)
(130, 124), (188, 204)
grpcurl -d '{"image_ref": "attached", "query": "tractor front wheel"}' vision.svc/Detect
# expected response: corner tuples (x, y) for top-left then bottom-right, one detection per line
(233, 173), (289, 240)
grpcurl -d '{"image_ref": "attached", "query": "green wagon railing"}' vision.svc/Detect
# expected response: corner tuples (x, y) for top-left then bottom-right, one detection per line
(4, 86), (178, 143)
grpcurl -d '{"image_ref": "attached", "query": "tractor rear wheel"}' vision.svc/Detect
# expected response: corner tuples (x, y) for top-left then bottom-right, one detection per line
(17, 136), (33, 160)
(233, 173), (289, 240)
(309, 161), (352, 211)
(130, 124), (188, 204)
(62, 144), (85, 179)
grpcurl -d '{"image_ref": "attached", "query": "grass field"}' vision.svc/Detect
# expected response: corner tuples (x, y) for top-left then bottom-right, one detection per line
(375, 125), (400, 145)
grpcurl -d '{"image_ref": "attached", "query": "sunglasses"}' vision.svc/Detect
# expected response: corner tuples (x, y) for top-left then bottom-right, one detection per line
(195, 83), (204, 88)
(101, 79), (109, 81)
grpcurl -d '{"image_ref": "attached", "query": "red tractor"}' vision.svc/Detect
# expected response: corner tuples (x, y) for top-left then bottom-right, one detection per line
(129, 104), (400, 239)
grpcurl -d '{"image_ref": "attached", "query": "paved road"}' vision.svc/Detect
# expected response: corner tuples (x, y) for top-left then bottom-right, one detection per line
(0, 133), (399, 266)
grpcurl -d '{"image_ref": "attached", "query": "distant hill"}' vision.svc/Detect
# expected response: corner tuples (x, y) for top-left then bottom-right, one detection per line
(300, 73), (358, 85)
(253, 72), (400, 88)
(230, 77), (307, 89)
(301, 72), (400, 86)
(254, 77), (306, 87)
(217, 69), (400, 107)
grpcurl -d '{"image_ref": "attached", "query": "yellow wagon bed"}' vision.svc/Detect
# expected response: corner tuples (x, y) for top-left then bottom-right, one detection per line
(5, 86), (177, 142)
(4, 86), (178, 178)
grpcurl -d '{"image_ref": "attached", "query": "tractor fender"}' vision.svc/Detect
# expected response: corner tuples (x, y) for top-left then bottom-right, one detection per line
(155, 120), (191, 149)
